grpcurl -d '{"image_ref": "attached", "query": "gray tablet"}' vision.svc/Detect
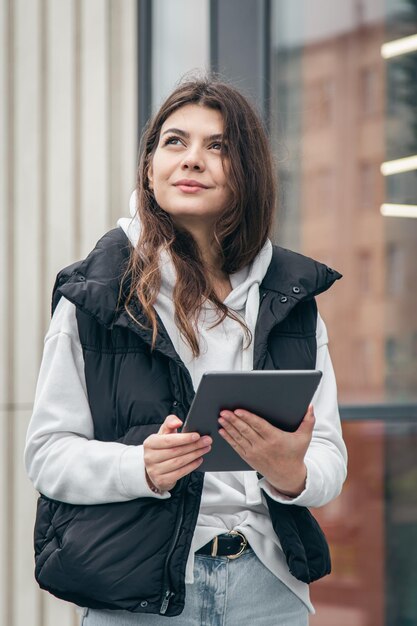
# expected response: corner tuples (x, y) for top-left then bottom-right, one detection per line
(182, 370), (322, 472)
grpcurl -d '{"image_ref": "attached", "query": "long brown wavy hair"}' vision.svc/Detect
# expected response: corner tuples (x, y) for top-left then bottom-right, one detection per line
(123, 76), (276, 356)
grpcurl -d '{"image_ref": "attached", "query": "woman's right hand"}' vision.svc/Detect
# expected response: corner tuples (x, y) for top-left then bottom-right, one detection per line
(143, 415), (212, 492)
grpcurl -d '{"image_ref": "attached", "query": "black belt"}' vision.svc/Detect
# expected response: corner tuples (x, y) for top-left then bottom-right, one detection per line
(196, 531), (250, 559)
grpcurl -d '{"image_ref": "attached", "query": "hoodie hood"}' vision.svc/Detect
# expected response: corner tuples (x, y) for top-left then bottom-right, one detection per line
(116, 190), (141, 247)
(116, 191), (273, 376)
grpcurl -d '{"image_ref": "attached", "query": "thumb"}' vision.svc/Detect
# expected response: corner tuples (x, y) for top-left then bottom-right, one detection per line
(296, 404), (315, 434)
(159, 414), (183, 435)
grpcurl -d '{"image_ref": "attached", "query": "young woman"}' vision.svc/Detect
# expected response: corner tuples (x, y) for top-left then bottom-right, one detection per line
(25, 77), (347, 625)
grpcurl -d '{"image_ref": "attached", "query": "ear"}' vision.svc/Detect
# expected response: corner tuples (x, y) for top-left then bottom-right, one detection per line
(147, 163), (153, 190)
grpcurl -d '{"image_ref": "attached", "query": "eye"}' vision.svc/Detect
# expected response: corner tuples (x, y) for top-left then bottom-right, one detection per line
(210, 141), (228, 153)
(162, 135), (183, 147)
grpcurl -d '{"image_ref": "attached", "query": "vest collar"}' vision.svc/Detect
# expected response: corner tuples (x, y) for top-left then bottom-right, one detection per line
(55, 228), (190, 374)
(55, 228), (132, 329)
(252, 247), (341, 369)
(55, 227), (342, 363)
(260, 245), (342, 301)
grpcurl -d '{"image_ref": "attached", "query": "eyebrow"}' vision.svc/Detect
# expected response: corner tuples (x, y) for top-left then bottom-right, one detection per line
(161, 128), (223, 141)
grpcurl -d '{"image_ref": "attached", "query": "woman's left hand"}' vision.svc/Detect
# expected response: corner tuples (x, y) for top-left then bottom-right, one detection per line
(218, 405), (315, 497)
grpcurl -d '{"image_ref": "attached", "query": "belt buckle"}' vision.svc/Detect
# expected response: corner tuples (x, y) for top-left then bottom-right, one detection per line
(226, 530), (248, 560)
(210, 536), (219, 557)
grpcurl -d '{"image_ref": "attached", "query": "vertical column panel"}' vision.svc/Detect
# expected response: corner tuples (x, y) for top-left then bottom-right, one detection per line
(109, 0), (138, 225)
(41, 3), (80, 621)
(109, 0), (121, 226)
(12, 0), (44, 622)
(0, 2), (9, 622)
(0, 0), (9, 407)
(1, 0), (15, 622)
(80, 0), (109, 255)
(13, 0), (43, 402)
(2, 1), (138, 623)
(45, 0), (76, 321)
(13, 411), (43, 626)
(120, 0), (138, 213)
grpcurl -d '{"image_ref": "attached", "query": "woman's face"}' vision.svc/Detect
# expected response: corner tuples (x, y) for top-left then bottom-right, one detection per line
(148, 104), (233, 231)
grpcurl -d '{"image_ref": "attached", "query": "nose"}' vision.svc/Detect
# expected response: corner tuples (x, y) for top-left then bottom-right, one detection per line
(180, 145), (205, 172)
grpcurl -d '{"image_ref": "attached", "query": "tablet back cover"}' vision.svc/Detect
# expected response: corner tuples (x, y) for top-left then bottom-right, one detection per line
(182, 370), (322, 472)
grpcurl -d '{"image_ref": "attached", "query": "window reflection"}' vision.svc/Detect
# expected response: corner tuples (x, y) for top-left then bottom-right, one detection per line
(269, 3), (417, 624)
(309, 419), (417, 626)
(270, 0), (417, 403)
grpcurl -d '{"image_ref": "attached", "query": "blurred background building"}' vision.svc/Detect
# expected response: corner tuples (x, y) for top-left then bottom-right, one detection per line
(1, 1), (416, 625)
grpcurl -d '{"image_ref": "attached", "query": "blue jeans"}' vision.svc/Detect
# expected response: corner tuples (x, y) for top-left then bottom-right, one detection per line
(82, 550), (308, 626)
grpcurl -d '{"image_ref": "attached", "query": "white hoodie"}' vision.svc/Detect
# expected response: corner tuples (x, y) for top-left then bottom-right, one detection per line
(25, 195), (347, 612)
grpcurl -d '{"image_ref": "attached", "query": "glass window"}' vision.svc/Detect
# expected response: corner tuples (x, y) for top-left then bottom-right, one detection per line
(311, 418), (417, 626)
(270, 0), (417, 404)
(151, 0), (209, 110)
(269, 8), (417, 624)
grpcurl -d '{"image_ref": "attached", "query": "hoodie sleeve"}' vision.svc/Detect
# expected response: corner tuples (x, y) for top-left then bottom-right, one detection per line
(24, 297), (170, 504)
(259, 313), (348, 507)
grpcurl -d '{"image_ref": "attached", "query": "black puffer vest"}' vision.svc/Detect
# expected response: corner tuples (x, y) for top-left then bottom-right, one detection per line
(34, 228), (342, 616)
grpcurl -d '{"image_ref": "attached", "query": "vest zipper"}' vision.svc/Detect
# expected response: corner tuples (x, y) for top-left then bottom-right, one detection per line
(160, 590), (175, 614)
(159, 476), (189, 615)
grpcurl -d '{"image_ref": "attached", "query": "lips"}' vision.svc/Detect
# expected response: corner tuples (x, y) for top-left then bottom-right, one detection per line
(174, 179), (209, 190)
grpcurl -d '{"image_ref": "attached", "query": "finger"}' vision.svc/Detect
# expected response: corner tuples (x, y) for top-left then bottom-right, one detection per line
(147, 432), (203, 449)
(224, 409), (270, 439)
(151, 444), (212, 476)
(219, 411), (261, 444)
(146, 436), (212, 462)
(154, 456), (206, 489)
(218, 416), (252, 450)
(296, 404), (315, 434)
(159, 414), (183, 435)
(218, 425), (252, 463)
